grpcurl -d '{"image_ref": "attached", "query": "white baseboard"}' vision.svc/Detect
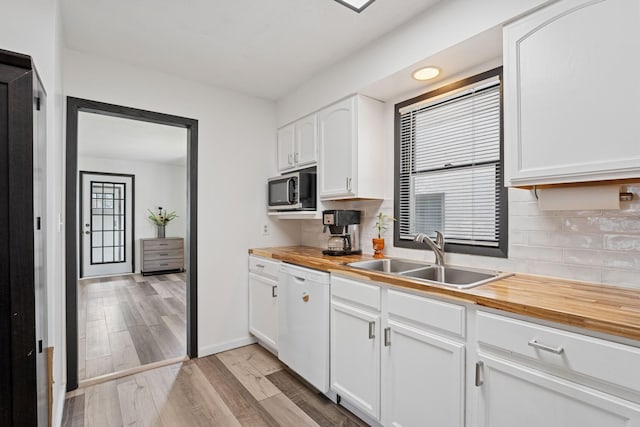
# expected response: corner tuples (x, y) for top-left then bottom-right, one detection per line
(198, 336), (257, 358)
(53, 382), (66, 427)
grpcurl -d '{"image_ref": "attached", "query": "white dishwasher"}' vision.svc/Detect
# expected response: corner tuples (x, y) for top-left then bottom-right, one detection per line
(278, 263), (330, 393)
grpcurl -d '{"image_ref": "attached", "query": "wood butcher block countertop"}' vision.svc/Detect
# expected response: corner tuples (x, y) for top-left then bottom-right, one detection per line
(249, 246), (640, 342)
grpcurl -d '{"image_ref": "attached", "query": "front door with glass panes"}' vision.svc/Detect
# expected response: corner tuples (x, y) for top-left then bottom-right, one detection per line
(81, 172), (134, 277)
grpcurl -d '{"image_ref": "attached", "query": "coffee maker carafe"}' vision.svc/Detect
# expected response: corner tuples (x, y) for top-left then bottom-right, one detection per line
(322, 210), (362, 256)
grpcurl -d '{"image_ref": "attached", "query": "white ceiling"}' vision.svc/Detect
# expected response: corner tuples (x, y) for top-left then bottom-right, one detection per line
(78, 112), (188, 165)
(61, 0), (441, 100)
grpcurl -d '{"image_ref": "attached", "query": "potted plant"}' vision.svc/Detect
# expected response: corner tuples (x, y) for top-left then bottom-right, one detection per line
(148, 206), (177, 238)
(373, 212), (396, 258)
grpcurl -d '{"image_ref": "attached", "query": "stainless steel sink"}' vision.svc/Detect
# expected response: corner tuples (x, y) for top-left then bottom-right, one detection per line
(346, 258), (431, 273)
(400, 266), (513, 289)
(345, 258), (512, 289)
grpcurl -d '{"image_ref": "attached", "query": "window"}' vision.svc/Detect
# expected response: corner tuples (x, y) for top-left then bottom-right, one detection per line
(394, 68), (508, 257)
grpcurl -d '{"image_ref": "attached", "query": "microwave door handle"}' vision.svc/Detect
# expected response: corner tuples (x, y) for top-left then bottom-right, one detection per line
(286, 178), (294, 205)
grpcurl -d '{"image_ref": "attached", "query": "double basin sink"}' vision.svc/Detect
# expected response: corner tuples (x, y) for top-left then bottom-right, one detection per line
(345, 258), (513, 289)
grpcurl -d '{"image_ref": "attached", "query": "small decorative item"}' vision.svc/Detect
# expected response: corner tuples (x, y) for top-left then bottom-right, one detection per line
(373, 212), (396, 259)
(147, 206), (177, 239)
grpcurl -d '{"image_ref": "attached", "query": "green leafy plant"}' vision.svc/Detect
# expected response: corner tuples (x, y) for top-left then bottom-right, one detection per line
(374, 212), (396, 239)
(148, 206), (177, 226)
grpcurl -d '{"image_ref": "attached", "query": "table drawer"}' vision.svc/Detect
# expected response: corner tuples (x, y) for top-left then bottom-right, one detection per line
(248, 255), (280, 279)
(331, 275), (380, 311)
(143, 239), (183, 251)
(388, 289), (465, 338)
(143, 248), (183, 261)
(477, 311), (640, 393)
(143, 259), (183, 272)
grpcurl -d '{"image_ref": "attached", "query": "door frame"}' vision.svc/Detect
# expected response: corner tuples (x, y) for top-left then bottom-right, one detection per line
(65, 97), (198, 390)
(79, 171), (135, 278)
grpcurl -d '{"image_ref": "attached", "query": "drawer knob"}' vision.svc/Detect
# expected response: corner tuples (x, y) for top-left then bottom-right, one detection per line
(528, 339), (564, 354)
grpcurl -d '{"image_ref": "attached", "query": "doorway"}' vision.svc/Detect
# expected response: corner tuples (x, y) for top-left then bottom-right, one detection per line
(80, 172), (134, 278)
(66, 97), (198, 391)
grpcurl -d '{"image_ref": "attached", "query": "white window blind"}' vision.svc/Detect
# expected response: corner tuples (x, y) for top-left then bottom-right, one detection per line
(398, 77), (502, 247)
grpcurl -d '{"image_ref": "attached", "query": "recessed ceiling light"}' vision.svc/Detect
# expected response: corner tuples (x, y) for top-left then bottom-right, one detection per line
(412, 66), (441, 81)
(334, 0), (377, 13)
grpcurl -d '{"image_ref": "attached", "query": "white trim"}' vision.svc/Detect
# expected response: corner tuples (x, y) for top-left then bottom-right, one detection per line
(198, 336), (257, 358)
(53, 383), (66, 427)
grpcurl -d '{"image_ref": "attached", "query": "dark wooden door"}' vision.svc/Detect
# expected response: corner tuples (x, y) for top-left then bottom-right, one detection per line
(0, 48), (48, 427)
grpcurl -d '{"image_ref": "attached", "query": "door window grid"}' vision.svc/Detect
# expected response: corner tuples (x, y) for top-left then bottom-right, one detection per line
(90, 181), (126, 265)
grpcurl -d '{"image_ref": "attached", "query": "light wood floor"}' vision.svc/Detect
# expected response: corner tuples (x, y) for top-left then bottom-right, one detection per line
(78, 273), (186, 381)
(62, 344), (368, 427)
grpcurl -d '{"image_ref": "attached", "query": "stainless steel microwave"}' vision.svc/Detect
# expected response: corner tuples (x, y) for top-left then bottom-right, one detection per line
(267, 170), (316, 211)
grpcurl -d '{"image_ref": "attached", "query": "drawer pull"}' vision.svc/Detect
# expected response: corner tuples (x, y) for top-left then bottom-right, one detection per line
(256, 264), (265, 268)
(159, 263), (169, 266)
(368, 321), (375, 339)
(384, 327), (391, 347)
(475, 361), (484, 387)
(528, 339), (564, 354)
(159, 253), (169, 256)
(271, 285), (277, 298)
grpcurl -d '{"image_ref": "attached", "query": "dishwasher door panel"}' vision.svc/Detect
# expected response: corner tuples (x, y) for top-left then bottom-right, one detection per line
(278, 265), (330, 393)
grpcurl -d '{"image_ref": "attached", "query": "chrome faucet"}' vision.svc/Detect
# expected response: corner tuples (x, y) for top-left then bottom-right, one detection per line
(414, 231), (446, 266)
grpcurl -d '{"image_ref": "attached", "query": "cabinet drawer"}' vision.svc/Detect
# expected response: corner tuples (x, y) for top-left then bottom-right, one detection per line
(477, 311), (640, 394)
(143, 259), (183, 272)
(143, 248), (183, 261)
(248, 255), (280, 279)
(388, 289), (465, 339)
(331, 275), (380, 311)
(143, 239), (183, 251)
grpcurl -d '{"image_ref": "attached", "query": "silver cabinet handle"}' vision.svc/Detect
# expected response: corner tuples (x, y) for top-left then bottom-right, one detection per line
(384, 327), (391, 346)
(255, 264), (265, 268)
(294, 151), (299, 163)
(271, 285), (277, 298)
(528, 339), (564, 354)
(368, 321), (375, 339)
(475, 361), (484, 387)
(288, 153), (293, 165)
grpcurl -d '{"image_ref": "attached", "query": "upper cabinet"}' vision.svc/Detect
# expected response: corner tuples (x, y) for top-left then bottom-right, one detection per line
(318, 95), (385, 200)
(277, 114), (317, 172)
(503, 0), (640, 187)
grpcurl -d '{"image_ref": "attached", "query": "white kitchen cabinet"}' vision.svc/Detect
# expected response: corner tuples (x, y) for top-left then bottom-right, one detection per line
(330, 276), (381, 420)
(331, 301), (381, 420)
(382, 289), (466, 427)
(277, 114), (317, 172)
(248, 256), (280, 352)
(476, 355), (640, 427)
(475, 310), (640, 427)
(504, 0), (640, 186)
(318, 95), (385, 199)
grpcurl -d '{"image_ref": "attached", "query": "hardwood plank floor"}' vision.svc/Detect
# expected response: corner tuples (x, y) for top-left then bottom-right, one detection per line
(78, 273), (186, 381)
(63, 344), (369, 427)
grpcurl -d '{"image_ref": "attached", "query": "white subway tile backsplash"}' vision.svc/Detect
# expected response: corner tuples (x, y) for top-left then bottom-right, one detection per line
(510, 244), (563, 262)
(527, 232), (603, 249)
(300, 188), (640, 289)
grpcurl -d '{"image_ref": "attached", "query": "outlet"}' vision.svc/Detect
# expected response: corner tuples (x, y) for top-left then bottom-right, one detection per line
(262, 223), (270, 236)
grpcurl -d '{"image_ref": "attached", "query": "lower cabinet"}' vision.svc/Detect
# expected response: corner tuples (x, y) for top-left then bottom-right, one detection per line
(248, 256), (279, 352)
(330, 275), (466, 426)
(476, 355), (640, 427)
(331, 300), (381, 419)
(382, 320), (465, 427)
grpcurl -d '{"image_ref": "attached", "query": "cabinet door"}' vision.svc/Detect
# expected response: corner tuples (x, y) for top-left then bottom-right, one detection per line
(331, 300), (380, 420)
(295, 114), (317, 167)
(382, 320), (465, 427)
(476, 354), (640, 427)
(277, 124), (295, 172)
(504, 0), (640, 186)
(248, 273), (278, 351)
(319, 97), (356, 198)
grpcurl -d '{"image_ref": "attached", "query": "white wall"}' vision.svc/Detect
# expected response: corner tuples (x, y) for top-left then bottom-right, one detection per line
(64, 48), (301, 357)
(276, 0), (549, 126)
(0, 0), (67, 423)
(78, 156), (187, 274)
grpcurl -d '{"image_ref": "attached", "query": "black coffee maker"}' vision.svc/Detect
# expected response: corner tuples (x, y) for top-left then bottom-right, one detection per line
(322, 210), (362, 256)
